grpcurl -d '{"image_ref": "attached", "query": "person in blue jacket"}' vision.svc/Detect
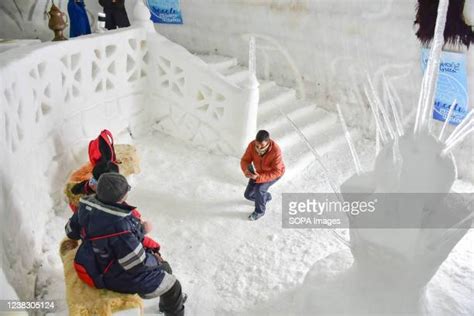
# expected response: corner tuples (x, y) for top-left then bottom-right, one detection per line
(68, 0), (92, 38)
(65, 173), (185, 316)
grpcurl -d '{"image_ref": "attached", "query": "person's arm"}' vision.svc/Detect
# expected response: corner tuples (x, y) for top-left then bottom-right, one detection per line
(65, 212), (81, 240)
(111, 226), (159, 273)
(143, 236), (161, 251)
(70, 180), (89, 195)
(131, 208), (142, 220)
(240, 142), (254, 174)
(256, 150), (284, 183)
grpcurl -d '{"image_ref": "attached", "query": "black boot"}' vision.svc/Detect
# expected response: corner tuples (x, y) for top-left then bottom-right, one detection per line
(159, 280), (185, 316)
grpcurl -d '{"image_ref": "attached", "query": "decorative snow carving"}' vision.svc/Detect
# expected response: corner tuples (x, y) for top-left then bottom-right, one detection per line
(153, 102), (234, 155)
(60, 53), (83, 102)
(91, 45), (117, 92)
(127, 38), (148, 83)
(1, 82), (24, 152)
(146, 32), (258, 155)
(195, 84), (226, 121)
(30, 61), (52, 123)
(155, 56), (185, 98)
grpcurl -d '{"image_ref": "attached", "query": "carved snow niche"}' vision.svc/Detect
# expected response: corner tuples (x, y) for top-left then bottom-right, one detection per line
(61, 53), (82, 102)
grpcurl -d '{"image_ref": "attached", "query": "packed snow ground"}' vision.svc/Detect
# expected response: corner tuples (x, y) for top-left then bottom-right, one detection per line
(36, 130), (473, 315)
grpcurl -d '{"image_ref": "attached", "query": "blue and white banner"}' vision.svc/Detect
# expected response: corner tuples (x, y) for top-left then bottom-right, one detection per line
(147, 0), (183, 24)
(421, 49), (469, 125)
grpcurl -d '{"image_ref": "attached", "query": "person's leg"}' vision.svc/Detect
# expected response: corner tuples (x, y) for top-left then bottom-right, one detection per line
(104, 7), (116, 30)
(160, 261), (173, 274)
(244, 179), (257, 201)
(254, 178), (279, 214)
(114, 7), (131, 28)
(159, 280), (185, 316)
(139, 273), (185, 316)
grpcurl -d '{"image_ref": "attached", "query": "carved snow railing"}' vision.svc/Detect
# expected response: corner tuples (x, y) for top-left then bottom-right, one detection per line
(135, 0), (259, 155)
(146, 32), (259, 155)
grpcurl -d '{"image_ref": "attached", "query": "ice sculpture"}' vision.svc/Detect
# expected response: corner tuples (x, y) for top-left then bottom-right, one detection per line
(292, 0), (473, 314)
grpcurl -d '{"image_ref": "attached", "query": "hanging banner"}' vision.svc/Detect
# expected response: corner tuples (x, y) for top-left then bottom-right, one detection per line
(421, 49), (469, 125)
(147, 0), (183, 24)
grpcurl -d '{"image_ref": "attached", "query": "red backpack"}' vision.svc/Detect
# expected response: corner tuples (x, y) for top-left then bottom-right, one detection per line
(88, 130), (116, 166)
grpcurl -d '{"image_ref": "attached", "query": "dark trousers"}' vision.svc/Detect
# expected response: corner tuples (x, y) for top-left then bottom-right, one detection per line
(160, 261), (173, 274)
(104, 7), (130, 30)
(244, 178), (279, 214)
(159, 280), (185, 316)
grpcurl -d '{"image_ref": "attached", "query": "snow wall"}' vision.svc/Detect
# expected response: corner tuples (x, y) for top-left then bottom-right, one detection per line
(1, 1), (472, 179)
(0, 27), (150, 299)
(155, 0), (474, 180)
(0, 18), (258, 298)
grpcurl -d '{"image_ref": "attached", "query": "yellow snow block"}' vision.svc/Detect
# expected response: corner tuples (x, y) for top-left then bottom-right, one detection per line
(59, 239), (143, 316)
(64, 144), (141, 211)
(115, 144), (141, 176)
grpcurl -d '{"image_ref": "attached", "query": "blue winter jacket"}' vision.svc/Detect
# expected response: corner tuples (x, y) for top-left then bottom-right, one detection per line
(65, 195), (165, 294)
(68, 0), (91, 38)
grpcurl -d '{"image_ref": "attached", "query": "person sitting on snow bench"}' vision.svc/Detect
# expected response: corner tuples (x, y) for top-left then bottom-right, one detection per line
(65, 173), (185, 316)
(241, 130), (285, 221)
(69, 161), (163, 255)
(70, 161), (120, 204)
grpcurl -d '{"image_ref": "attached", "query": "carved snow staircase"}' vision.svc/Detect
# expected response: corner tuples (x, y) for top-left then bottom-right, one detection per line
(196, 54), (363, 181)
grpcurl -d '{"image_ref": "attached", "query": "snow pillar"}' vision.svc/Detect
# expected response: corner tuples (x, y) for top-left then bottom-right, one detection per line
(241, 74), (259, 151)
(133, 0), (155, 33)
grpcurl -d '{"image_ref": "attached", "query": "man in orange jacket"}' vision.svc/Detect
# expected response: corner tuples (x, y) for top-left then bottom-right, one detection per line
(240, 130), (285, 220)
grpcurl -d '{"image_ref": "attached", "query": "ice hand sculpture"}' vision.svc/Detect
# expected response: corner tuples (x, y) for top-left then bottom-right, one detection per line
(293, 123), (471, 314)
(294, 0), (472, 313)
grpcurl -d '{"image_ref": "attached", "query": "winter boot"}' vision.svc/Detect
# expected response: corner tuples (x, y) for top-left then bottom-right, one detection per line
(248, 211), (264, 221)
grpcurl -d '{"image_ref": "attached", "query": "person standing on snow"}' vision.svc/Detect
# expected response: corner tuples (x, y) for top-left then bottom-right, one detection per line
(65, 173), (185, 316)
(240, 130), (285, 221)
(99, 0), (131, 30)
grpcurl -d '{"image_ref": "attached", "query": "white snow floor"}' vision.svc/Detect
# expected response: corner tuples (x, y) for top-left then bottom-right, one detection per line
(36, 130), (473, 315)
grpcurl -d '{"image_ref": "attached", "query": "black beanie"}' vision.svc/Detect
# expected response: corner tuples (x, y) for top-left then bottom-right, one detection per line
(96, 173), (129, 203)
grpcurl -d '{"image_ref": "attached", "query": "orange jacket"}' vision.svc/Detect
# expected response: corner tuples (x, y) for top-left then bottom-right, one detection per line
(240, 139), (285, 183)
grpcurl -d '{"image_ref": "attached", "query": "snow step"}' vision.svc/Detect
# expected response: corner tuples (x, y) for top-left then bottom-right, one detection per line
(259, 101), (317, 132)
(285, 150), (315, 179)
(258, 87), (297, 118)
(195, 54), (238, 72)
(280, 124), (362, 180)
(195, 52), (363, 181)
(219, 65), (249, 84)
(259, 80), (277, 95)
(274, 109), (339, 149)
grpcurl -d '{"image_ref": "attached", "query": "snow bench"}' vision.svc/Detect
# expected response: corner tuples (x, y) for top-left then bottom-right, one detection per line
(60, 239), (143, 315)
(61, 144), (143, 315)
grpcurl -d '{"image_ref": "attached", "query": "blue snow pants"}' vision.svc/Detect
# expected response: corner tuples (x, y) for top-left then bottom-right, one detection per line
(244, 178), (280, 214)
